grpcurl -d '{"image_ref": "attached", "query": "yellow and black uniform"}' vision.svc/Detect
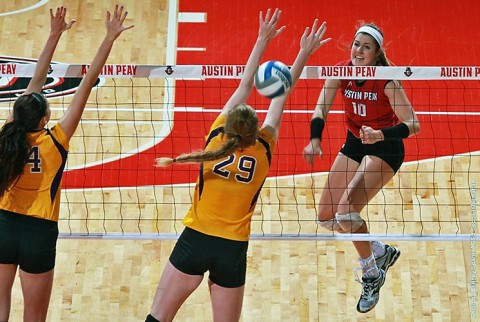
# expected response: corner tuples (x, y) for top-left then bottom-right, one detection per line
(0, 124), (69, 221)
(170, 114), (276, 287)
(183, 114), (275, 241)
(0, 124), (68, 273)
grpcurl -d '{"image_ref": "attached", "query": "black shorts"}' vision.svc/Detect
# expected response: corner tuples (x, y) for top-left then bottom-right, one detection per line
(170, 227), (249, 288)
(340, 130), (405, 173)
(0, 209), (59, 274)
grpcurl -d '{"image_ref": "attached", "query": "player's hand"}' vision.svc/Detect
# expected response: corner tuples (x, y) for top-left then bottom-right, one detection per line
(359, 125), (383, 144)
(258, 8), (286, 42)
(105, 4), (134, 41)
(302, 139), (323, 166)
(300, 19), (331, 56)
(50, 7), (76, 36)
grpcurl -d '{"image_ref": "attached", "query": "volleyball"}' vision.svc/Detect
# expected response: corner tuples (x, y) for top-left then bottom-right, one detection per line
(254, 60), (292, 98)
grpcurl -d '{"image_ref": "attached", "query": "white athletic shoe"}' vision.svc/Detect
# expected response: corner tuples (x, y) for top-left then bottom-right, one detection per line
(356, 269), (386, 313)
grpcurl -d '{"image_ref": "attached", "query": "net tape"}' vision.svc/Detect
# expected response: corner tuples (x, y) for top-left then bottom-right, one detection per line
(1, 63), (480, 80)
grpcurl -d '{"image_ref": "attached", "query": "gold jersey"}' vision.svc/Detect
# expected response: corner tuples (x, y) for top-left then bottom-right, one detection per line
(0, 124), (69, 221)
(183, 115), (276, 241)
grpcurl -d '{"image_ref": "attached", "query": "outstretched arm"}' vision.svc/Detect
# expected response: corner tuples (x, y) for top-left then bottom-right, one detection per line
(262, 19), (331, 138)
(221, 8), (285, 116)
(25, 7), (76, 95)
(58, 5), (134, 140)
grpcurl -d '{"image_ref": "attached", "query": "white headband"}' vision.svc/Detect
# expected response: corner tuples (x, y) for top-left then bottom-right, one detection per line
(355, 26), (383, 47)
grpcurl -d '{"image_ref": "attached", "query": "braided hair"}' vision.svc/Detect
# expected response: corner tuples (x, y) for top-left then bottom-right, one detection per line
(157, 104), (259, 166)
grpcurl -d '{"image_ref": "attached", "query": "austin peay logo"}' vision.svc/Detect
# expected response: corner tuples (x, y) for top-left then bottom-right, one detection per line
(0, 56), (100, 102)
(404, 67), (413, 77)
(165, 65), (174, 75)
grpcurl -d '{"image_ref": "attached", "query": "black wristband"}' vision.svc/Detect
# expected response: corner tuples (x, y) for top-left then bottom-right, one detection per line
(381, 122), (410, 140)
(310, 117), (325, 140)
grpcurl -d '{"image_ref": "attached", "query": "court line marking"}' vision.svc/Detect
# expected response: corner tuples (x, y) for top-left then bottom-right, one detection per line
(167, 108), (480, 116)
(178, 47), (206, 51)
(166, 0), (178, 65)
(0, 0), (49, 16)
(178, 12), (206, 23)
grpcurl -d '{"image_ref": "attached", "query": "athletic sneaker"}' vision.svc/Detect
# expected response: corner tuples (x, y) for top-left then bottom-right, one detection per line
(356, 269), (386, 313)
(375, 244), (401, 273)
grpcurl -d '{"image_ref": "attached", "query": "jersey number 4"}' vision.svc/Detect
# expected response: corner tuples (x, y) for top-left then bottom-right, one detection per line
(212, 154), (256, 183)
(28, 146), (42, 173)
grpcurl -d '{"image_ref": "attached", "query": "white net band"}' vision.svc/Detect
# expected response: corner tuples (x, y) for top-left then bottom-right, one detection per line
(2, 63), (480, 80)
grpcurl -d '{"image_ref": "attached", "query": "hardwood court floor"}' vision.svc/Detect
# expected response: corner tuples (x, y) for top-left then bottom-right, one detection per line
(8, 236), (477, 321)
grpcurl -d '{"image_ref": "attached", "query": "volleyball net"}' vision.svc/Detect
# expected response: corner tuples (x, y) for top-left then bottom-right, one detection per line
(0, 63), (478, 240)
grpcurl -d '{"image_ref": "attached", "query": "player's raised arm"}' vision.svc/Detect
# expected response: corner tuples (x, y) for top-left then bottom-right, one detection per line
(262, 19), (330, 138)
(25, 7), (76, 95)
(58, 4), (134, 140)
(221, 8), (285, 115)
(4, 7), (75, 124)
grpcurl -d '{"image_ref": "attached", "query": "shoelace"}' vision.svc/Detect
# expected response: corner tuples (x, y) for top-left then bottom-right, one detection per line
(360, 281), (375, 298)
(354, 267), (363, 284)
(353, 267), (376, 299)
(354, 266), (378, 283)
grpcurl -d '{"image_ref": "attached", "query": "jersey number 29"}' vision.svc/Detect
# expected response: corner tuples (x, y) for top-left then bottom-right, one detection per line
(213, 154), (256, 183)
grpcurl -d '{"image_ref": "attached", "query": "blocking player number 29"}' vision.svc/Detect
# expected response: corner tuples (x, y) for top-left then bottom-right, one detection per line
(212, 154), (256, 183)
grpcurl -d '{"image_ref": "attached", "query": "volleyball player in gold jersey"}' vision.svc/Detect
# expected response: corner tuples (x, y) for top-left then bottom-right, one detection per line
(0, 5), (133, 321)
(146, 9), (331, 322)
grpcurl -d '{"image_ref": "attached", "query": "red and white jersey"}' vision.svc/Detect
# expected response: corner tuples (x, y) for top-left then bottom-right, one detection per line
(337, 60), (399, 137)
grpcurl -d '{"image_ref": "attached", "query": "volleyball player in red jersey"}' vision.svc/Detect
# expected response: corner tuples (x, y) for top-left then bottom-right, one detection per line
(146, 9), (330, 322)
(0, 6), (132, 321)
(302, 23), (420, 313)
